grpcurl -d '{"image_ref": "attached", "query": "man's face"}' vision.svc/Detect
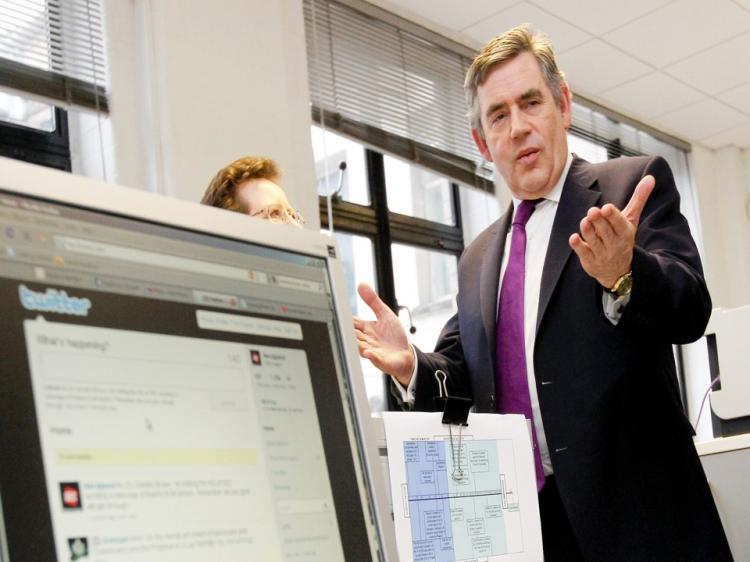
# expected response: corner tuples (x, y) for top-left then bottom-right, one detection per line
(235, 178), (302, 227)
(472, 51), (572, 200)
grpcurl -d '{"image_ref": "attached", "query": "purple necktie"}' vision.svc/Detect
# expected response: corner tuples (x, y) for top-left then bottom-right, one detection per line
(496, 198), (545, 492)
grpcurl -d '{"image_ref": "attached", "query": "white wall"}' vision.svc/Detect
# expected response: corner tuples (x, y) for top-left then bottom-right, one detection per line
(691, 145), (750, 309)
(683, 145), (750, 441)
(104, 0), (319, 229)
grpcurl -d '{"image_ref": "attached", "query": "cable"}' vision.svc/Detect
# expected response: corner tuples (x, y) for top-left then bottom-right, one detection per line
(693, 375), (721, 433)
(325, 161), (346, 233)
(397, 305), (416, 334)
(329, 161), (348, 201)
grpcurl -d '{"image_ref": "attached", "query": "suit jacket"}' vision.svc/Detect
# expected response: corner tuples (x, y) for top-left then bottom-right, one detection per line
(409, 156), (732, 561)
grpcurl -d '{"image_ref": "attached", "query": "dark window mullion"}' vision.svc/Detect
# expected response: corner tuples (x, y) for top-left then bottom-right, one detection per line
(606, 138), (624, 160)
(451, 182), (463, 233)
(389, 212), (463, 254)
(318, 197), (379, 235)
(367, 150), (397, 312)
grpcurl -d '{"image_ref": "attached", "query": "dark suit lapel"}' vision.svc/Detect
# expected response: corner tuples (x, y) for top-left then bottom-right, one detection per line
(480, 202), (512, 365)
(536, 157), (601, 332)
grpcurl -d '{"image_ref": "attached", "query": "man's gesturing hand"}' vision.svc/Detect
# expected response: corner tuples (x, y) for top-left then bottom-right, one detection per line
(569, 175), (656, 289)
(353, 283), (414, 387)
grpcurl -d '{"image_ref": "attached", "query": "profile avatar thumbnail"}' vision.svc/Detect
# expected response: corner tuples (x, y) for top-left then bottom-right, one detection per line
(67, 537), (88, 560)
(60, 482), (82, 510)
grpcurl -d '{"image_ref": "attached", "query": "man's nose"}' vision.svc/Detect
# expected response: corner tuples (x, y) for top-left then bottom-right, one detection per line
(509, 107), (531, 140)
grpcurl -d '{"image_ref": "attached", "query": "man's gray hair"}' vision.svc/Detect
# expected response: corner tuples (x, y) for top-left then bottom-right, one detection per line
(464, 24), (567, 136)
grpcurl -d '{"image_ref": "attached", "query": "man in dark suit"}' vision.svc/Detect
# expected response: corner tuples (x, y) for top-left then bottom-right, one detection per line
(354, 24), (732, 561)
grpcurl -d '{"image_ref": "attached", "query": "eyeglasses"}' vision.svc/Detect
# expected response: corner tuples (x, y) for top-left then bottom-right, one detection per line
(251, 204), (305, 226)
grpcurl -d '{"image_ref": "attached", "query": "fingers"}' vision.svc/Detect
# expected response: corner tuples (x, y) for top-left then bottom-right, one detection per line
(352, 316), (363, 331)
(586, 206), (616, 242)
(600, 203), (630, 237)
(622, 175), (655, 226)
(355, 327), (376, 359)
(357, 282), (390, 319)
(579, 217), (602, 253)
(572, 176), (652, 287)
(354, 327), (375, 346)
(569, 233), (594, 262)
(580, 207), (618, 254)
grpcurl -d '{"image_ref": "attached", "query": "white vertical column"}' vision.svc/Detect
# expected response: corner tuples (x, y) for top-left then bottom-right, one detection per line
(104, 0), (319, 229)
(692, 145), (750, 309)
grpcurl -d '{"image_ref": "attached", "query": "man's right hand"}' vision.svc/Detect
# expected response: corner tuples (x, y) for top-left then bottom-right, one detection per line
(353, 283), (414, 387)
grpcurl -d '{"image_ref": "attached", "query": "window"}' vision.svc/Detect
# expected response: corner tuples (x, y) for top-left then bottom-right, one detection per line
(568, 133), (608, 164)
(0, 0), (109, 112)
(311, 125), (369, 205)
(0, 0), (109, 172)
(384, 156), (455, 225)
(0, 91), (55, 132)
(313, 125), (501, 412)
(0, 91), (71, 170)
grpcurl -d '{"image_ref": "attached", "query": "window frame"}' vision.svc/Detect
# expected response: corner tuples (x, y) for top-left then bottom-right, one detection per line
(0, 106), (71, 171)
(319, 146), (465, 409)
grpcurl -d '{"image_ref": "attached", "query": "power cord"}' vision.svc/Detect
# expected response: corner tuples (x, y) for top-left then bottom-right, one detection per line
(693, 375), (721, 432)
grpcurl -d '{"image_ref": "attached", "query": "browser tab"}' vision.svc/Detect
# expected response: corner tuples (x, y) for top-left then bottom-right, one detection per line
(193, 289), (240, 309)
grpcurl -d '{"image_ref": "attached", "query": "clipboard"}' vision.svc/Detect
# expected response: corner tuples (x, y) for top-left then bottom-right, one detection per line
(382, 369), (543, 562)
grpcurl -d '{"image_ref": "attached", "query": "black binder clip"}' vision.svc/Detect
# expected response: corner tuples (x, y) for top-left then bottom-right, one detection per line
(433, 370), (473, 481)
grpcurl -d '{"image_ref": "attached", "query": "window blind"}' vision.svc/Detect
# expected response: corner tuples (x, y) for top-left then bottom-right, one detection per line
(304, 0), (689, 191)
(304, 0), (493, 191)
(0, 0), (108, 112)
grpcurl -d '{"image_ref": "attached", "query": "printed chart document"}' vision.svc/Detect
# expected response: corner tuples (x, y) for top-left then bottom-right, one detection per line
(383, 412), (542, 562)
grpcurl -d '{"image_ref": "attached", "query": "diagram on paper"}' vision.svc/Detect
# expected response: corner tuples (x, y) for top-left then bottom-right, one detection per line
(401, 437), (524, 562)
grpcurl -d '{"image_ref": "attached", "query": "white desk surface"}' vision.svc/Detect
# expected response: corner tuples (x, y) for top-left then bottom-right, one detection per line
(696, 433), (750, 456)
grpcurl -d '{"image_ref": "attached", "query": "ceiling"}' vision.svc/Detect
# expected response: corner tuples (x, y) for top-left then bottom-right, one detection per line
(373, 0), (750, 151)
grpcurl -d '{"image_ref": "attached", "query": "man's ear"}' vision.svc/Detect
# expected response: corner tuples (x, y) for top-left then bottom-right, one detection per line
(471, 129), (493, 162)
(560, 82), (573, 130)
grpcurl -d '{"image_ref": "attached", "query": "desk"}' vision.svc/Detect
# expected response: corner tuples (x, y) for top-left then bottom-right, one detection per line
(697, 434), (750, 560)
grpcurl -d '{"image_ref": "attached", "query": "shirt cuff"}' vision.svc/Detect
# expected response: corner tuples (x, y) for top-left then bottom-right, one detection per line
(602, 290), (631, 325)
(393, 344), (418, 405)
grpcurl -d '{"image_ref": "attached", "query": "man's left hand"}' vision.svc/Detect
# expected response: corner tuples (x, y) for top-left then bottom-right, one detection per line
(569, 174), (656, 289)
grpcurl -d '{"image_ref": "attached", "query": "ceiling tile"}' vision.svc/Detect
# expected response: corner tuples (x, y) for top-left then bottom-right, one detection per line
(556, 39), (651, 95)
(598, 71), (705, 119)
(653, 98), (749, 140)
(603, 0), (750, 68)
(700, 122), (750, 149)
(664, 32), (750, 95)
(380, 0), (517, 31)
(462, 2), (591, 52)
(527, 0), (673, 35)
(718, 81), (750, 114)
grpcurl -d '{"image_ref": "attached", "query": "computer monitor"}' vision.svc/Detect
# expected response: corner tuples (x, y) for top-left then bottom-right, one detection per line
(0, 157), (396, 562)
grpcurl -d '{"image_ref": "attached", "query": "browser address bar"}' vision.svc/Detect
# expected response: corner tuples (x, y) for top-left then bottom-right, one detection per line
(54, 235), (250, 282)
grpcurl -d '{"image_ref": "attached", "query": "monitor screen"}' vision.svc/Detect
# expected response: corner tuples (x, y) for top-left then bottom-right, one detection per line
(0, 158), (393, 562)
